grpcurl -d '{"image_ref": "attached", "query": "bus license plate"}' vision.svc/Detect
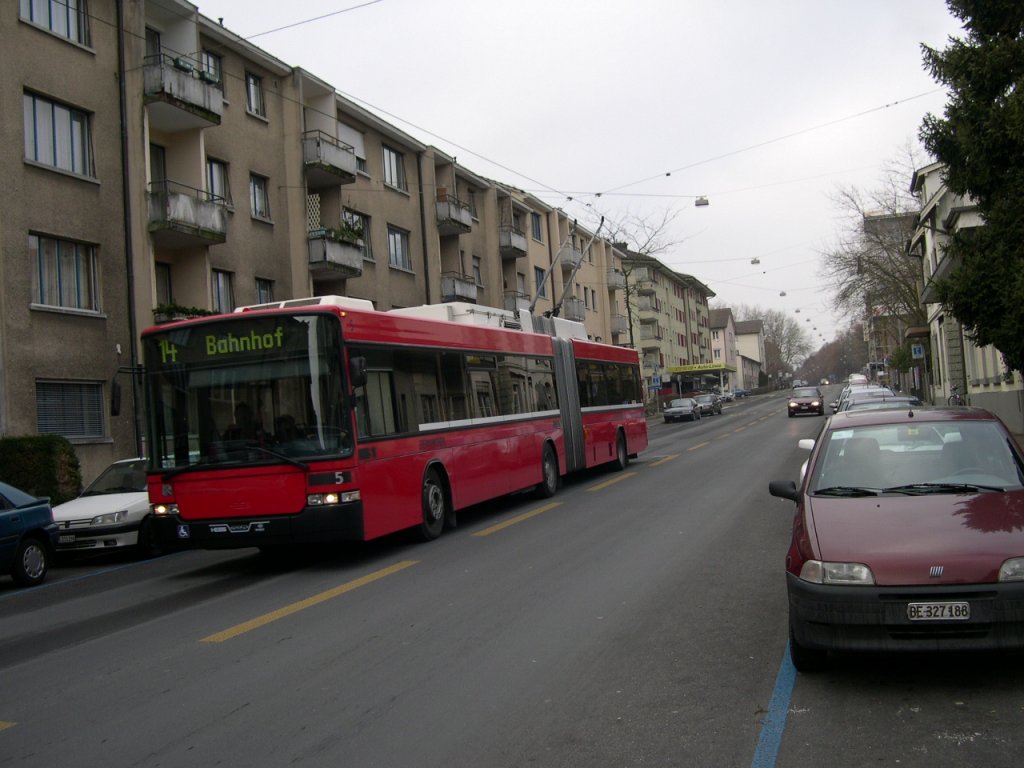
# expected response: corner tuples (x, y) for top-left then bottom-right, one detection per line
(907, 602), (970, 621)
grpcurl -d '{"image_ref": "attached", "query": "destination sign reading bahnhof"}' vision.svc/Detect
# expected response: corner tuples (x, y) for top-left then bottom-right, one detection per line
(147, 315), (330, 368)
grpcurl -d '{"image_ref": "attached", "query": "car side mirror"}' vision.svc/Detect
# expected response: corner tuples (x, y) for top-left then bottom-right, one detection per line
(768, 479), (799, 502)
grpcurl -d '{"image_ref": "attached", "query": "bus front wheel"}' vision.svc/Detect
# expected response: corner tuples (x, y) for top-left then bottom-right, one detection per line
(419, 468), (447, 541)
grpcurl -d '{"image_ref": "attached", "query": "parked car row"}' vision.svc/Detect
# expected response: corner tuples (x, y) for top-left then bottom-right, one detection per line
(2, 457), (160, 589)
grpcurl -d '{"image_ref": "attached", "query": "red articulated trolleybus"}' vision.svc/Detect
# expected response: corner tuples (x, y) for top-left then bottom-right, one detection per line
(141, 297), (647, 549)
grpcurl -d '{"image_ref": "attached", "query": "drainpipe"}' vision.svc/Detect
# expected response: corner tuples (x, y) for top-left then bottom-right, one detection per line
(416, 150), (432, 304)
(116, 0), (143, 456)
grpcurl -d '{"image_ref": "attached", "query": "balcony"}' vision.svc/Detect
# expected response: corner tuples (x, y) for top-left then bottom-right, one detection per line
(639, 325), (664, 351)
(559, 245), (583, 272)
(634, 277), (656, 295)
(503, 290), (531, 314)
(436, 189), (473, 236)
(143, 53), (223, 132)
(147, 180), (227, 249)
(562, 296), (585, 322)
(607, 269), (626, 291)
(303, 130), (358, 189)
(308, 228), (364, 278)
(498, 225), (528, 260)
(441, 272), (478, 303)
(611, 314), (628, 335)
(637, 298), (659, 324)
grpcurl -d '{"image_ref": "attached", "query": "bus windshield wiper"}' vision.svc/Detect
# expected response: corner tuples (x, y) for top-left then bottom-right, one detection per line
(243, 443), (309, 470)
(884, 482), (1005, 495)
(813, 486), (881, 497)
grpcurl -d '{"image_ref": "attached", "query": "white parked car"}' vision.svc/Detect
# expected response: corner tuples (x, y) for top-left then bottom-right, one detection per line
(51, 458), (159, 557)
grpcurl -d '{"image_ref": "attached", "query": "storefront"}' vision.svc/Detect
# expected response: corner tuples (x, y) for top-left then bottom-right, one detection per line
(667, 362), (737, 395)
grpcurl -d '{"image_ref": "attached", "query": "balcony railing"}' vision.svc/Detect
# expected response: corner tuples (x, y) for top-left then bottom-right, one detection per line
(562, 296), (586, 322)
(308, 228), (364, 278)
(302, 130), (357, 189)
(147, 180), (227, 249)
(611, 314), (629, 335)
(435, 189), (473, 236)
(441, 272), (478, 303)
(559, 245), (584, 272)
(607, 269), (626, 291)
(503, 290), (531, 314)
(143, 52), (223, 131)
(498, 224), (528, 260)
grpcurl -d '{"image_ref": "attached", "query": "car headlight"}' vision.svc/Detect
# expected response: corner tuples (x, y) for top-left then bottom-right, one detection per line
(799, 560), (875, 585)
(999, 558), (1024, 582)
(789, 401), (797, 407)
(91, 510), (127, 526)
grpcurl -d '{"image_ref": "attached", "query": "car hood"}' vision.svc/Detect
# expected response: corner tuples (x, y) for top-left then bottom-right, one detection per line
(52, 492), (149, 522)
(806, 490), (1024, 586)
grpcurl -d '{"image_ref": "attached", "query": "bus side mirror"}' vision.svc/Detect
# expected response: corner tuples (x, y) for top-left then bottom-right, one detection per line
(349, 356), (367, 389)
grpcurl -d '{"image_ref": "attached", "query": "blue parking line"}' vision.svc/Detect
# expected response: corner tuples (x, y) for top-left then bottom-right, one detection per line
(750, 647), (796, 768)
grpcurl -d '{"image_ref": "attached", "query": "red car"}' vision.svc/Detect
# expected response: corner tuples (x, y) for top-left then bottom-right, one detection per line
(788, 386), (824, 417)
(769, 407), (1024, 671)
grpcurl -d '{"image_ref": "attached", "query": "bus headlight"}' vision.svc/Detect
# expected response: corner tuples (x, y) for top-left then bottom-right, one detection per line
(307, 490), (360, 506)
(151, 503), (178, 517)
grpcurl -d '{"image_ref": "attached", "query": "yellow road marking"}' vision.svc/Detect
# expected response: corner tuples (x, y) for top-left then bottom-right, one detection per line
(0, 722), (15, 732)
(587, 471), (637, 491)
(201, 559), (419, 643)
(473, 502), (561, 537)
(734, 426), (747, 433)
(650, 454), (680, 466)
(717, 433), (731, 440)
(688, 441), (710, 452)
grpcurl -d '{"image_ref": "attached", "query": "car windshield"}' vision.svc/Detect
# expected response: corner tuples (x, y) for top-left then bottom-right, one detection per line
(84, 460), (147, 495)
(695, 395), (711, 402)
(810, 421), (1024, 493)
(668, 399), (692, 408)
(793, 388), (818, 397)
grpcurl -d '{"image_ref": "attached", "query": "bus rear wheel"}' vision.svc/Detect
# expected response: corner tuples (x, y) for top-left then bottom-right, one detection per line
(613, 432), (629, 471)
(419, 468), (446, 541)
(536, 444), (559, 498)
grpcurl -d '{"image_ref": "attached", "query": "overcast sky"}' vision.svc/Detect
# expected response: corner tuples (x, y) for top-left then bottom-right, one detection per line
(196, 0), (964, 345)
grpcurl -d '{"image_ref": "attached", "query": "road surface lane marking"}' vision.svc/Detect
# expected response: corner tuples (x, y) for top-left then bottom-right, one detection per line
(750, 648), (796, 768)
(0, 722), (15, 732)
(688, 441), (710, 452)
(472, 502), (561, 537)
(587, 471), (637, 492)
(201, 559), (419, 643)
(650, 454), (680, 466)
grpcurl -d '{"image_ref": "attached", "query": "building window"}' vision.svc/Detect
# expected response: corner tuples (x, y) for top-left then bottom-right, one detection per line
(20, 0), (90, 45)
(245, 72), (265, 117)
(199, 49), (222, 84)
(387, 226), (412, 270)
(207, 158), (231, 204)
(472, 255), (482, 286)
(212, 269), (234, 313)
(249, 174), (270, 220)
(531, 212), (543, 241)
(382, 146), (407, 191)
(23, 92), (93, 177)
(343, 209), (372, 260)
(339, 122), (367, 174)
(255, 278), (274, 304)
(155, 262), (172, 306)
(30, 234), (97, 311)
(36, 380), (104, 439)
(516, 272), (526, 295)
(534, 266), (547, 298)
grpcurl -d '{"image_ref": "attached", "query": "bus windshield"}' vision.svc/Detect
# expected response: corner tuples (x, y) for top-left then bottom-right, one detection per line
(143, 313), (351, 470)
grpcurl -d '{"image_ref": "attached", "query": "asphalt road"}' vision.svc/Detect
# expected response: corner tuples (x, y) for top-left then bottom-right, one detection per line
(2, 390), (1022, 767)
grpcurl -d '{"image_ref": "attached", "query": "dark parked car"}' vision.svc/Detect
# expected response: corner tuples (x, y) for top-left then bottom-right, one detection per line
(0, 481), (59, 587)
(769, 407), (1024, 671)
(693, 393), (722, 416)
(788, 386), (824, 417)
(663, 398), (700, 423)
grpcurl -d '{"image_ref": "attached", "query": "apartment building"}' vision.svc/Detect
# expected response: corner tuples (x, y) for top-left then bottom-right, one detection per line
(708, 308), (739, 393)
(5, 0), (644, 479)
(909, 161), (1022, 431)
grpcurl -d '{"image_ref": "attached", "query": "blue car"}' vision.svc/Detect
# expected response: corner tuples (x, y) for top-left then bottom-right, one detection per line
(0, 481), (59, 587)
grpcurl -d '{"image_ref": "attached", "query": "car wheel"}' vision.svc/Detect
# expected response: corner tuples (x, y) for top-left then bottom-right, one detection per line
(535, 444), (559, 498)
(11, 536), (48, 587)
(419, 468), (447, 541)
(788, 621), (827, 672)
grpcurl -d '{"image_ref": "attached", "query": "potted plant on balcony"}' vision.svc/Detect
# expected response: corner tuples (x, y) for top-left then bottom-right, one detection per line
(153, 303), (215, 324)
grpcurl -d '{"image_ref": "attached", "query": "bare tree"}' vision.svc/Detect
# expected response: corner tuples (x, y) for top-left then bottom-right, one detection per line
(733, 303), (813, 374)
(819, 147), (927, 328)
